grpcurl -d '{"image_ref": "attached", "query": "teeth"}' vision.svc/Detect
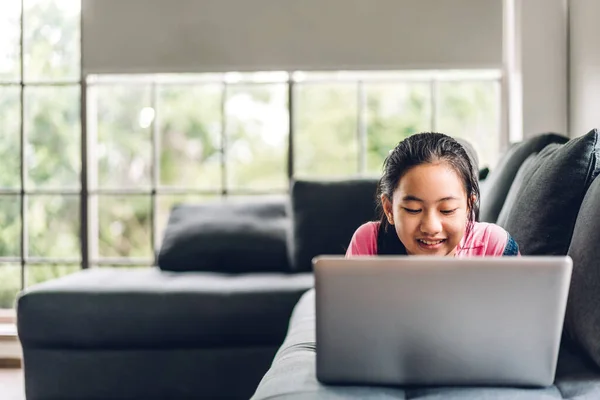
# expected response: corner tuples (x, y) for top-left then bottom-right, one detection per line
(419, 239), (444, 245)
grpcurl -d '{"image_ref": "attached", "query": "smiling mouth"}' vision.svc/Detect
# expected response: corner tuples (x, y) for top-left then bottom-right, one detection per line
(417, 239), (446, 246)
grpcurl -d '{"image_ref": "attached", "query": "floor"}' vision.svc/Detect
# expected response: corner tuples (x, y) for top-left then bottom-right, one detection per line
(0, 368), (24, 400)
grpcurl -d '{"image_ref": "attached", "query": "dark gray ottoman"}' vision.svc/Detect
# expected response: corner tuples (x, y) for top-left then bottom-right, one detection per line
(17, 267), (313, 400)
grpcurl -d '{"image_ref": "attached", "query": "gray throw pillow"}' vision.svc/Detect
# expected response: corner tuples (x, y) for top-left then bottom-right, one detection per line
(502, 129), (600, 255)
(158, 197), (291, 273)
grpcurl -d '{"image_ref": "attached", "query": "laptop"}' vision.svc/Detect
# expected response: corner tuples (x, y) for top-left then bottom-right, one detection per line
(313, 255), (573, 388)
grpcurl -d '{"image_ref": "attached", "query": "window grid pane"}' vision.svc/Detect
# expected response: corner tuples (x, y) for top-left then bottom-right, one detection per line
(97, 195), (152, 259)
(0, 196), (22, 258)
(0, 1), (21, 82)
(364, 82), (432, 174)
(94, 84), (153, 190)
(158, 84), (223, 189)
(0, 264), (21, 309)
(27, 194), (80, 258)
(225, 83), (289, 191)
(151, 83), (158, 265)
(92, 259), (153, 268)
(23, 0), (81, 81)
(0, 86), (22, 188)
(436, 80), (502, 169)
(221, 83), (227, 195)
(294, 82), (359, 178)
(26, 264), (80, 287)
(25, 85), (81, 189)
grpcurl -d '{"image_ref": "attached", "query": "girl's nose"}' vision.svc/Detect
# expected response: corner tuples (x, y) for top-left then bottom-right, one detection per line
(420, 213), (442, 236)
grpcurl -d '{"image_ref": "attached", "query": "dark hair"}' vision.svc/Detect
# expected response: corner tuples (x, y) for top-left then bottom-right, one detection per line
(376, 132), (480, 254)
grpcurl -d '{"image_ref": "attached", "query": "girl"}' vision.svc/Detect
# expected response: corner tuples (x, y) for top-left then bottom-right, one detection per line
(346, 132), (519, 257)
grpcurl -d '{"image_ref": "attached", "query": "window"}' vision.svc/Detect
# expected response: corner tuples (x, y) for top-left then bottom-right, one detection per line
(0, 1), (502, 311)
(0, 0), (81, 313)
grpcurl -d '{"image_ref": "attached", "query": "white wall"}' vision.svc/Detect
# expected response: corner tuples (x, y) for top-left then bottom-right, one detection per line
(82, 0), (503, 74)
(519, 0), (568, 138)
(569, 0), (600, 137)
(501, 0), (568, 146)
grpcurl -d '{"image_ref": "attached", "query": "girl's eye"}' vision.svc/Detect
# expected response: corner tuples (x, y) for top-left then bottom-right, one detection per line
(441, 208), (459, 215)
(402, 207), (421, 214)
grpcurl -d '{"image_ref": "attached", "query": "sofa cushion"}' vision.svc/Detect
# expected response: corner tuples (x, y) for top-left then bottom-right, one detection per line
(500, 129), (600, 255)
(17, 267), (314, 348)
(290, 179), (379, 272)
(158, 196), (291, 273)
(566, 176), (600, 369)
(480, 133), (569, 223)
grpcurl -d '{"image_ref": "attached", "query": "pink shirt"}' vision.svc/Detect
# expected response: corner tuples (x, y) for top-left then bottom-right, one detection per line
(346, 221), (517, 257)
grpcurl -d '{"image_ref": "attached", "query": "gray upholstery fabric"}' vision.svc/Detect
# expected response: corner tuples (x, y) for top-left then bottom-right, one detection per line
(17, 267), (313, 348)
(290, 179), (379, 271)
(496, 153), (538, 228)
(158, 196), (291, 273)
(251, 290), (600, 400)
(479, 133), (569, 223)
(23, 346), (278, 400)
(566, 176), (600, 369)
(502, 129), (600, 255)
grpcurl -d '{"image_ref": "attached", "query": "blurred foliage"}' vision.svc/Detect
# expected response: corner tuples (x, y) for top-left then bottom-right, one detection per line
(94, 85), (152, 189)
(0, 265), (20, 309)
(0, 1), (501, 308)
(1, 0), (82, 308)
(159, 84), (222, 188)
(0, 87), (21, 188)
(23, 0), (80, 81)
(437, 81), (501, 169)
(26, 86), (80, 188)
(0, 197), (21, 257)
(295, 83), (359, 177)
(226, 84), (288, 190)
(28, 195), (80, 257)
(0, 1), (21, 81)
(26, 264), (80, 286)
(365, 83), (432, 173)
(98, 195), (151, 258)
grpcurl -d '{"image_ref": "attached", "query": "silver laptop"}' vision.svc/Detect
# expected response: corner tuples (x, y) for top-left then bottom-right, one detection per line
(314, 255), (573, 387)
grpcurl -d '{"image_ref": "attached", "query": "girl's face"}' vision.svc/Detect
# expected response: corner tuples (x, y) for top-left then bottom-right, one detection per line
(381, 162), (469, 256)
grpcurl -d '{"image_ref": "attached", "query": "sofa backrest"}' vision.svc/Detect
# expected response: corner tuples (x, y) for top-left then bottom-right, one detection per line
(565, 174), (600, 369)
(479, 133), (569, 223)
(289, 178), (379, 272)
(497, 129), (600, 256)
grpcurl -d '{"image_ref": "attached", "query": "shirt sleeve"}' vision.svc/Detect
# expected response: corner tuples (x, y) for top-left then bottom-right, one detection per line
(502, 234), (520, 256)
(345, 222), (379, 257)
(484, 224), (521, 256)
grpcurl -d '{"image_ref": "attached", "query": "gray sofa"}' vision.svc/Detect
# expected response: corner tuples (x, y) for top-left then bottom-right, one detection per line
(17, 130), (600, 400)
(252, 129), (600, 399)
